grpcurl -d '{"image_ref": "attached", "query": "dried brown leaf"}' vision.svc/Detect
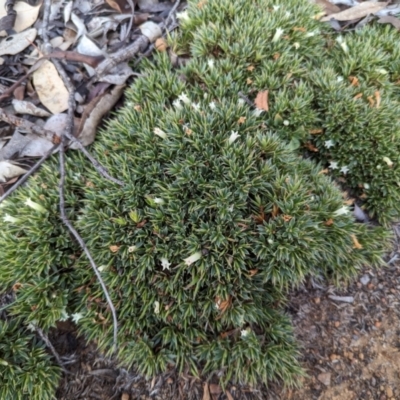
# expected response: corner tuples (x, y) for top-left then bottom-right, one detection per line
(378, 15), (400, 30)
(110, 245), (120, 253)
(321, 1), (388, 22)
(254, 90), (269, 111)
(351, 234), (363, 249)
(309, 128), (323, 135)
(209, 384), (222, 395)
(225, 390), (234, 400)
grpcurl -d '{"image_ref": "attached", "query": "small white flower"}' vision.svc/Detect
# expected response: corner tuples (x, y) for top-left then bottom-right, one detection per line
(337, 76), (344, 82)
(154, 128), (167, 139)
(228, 131), (240, 144)
(238, 98), (245, 106)
(334, 206), (350, 216)
(305, 31), (316, 37)
(376, 68), (388, 75)
(253, 108), (264, 117)
(184, 251), (202, 266)
(215, 299), (221, 310)
(324, 140), (334, 149)
(329, 161), (339, 170)
(336, 36), (348, 53)
(161, 258), (171, 270)
(72, 313), (84, 324)
(27, 322), (37, 332)
(383, 156), (393, 167)
(178, 93), (191, 105)
(267, 238), (274, 245)
(154, 301), (160, 314)
(238, 314), (244, 326)
(3, 214), (20, 223)
(241, 328), (250, 337)
(154, 198), (165, 205)
(176, 11), (190, 21)
(293, 42), (300, 49)
(273, 5), (280, 11)
(228, 205), (234, 212)
(192, 102), (201, 111)
(272, 28), (284, 43)
(128, 246), (137, 253)
(283, 120), (289, 126)
(285, 11), (291, 17)
(208, 59), (214, 69)
(59, 308), (69, 322)
(364, 183), (370, 190)
(25, 198), (46, 213)
(209, 101), (217, 110)
(98, 265), (106, 272)
(173, 99), (182, 109)
(340, 165), (349, 175)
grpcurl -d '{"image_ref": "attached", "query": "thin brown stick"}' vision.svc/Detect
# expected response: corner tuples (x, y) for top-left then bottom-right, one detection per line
(0, 108), (60, 143)
(34, 324), (71, 374)
(163, 0), (181, 31)
(0, 143), (59, 204)
(42, 0), (119, 352)
(94, 35), (149, 80)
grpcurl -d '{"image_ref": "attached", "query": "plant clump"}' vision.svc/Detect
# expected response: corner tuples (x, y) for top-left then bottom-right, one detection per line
(0, 0), (395, 392)
(174, 0), (400, 225)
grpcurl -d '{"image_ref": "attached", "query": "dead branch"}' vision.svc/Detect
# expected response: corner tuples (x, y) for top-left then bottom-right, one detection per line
(42, 0), (119, 352)
(34, 324), (71, 374)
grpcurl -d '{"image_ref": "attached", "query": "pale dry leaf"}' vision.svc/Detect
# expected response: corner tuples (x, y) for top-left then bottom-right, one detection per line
(63, 1), (73, 23)
(377, 15), (400, 30)
(70, 84), (126, 149)
(0, 28), (37, 56)
(12, 99), (51, 117)
(351, 234), (363, 249)
(254, 90), (269, 111)
(32, 60), (69, 114)
(20, 135), (55, 157)
(155, 37), (168, 52)
(321, 1), (389, 22)
(0, 161), (27, 182)
(138, 0), (158, 9)
(0, 0), (42, 35)
(101, 62), (133, 85)
(202, 383), (211, 400)
(139, 21), (162, 42)
(71, 12), (87, 40)
(77, 35), (106, 76)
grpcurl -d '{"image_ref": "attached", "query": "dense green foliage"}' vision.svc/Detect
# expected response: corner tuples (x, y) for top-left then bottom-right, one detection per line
(0, 319), (60, 400)
(0, 0), (397, 393)
(174, 0), (400, 225)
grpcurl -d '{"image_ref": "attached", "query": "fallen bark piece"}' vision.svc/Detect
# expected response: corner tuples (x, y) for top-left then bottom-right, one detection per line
(328, 295), (354, 303)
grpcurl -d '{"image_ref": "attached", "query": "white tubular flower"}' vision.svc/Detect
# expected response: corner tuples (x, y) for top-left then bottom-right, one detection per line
(154, 301), (160, 314)
(208, 59), (215, 69)
(272, 28), (284, 43)
(72, 313), (84, 324)
(228, 131), (240, 144)
(59, 308), (69, 322)
(336, 36), (348, 53)
(192, 102), (200, 111)
(363, 183), (370, 190)
(238, 98), (245, 106)
(178, 93), (191, 105)
(98, 265), (106, 272)
(154, 198), (165, 205)
(154, 128), (167, 139)
(209, 101), (217, 110)
(283, 120), (289, 126)
(253, 108), (264, 117)
(273, 5), (280, 11)
(183, 251), (202, 266)
(334, 206), (350, 216)
(340, 166), (349, 175)
(241, 328), (250, 337)
(383, 156), (393, 167)
(228, 205), (234, 212)
(3, 214), (20, 223)
(173, 99), (183, 109)
(176, 11), (190, 21)
(128, 246), (137, 253)
(161, 258), (171, 270)
(324, 140), (334, 149)
(293, 42), (300, 49)
(25, 198), (46, 213)
(329, 161), (339, 170)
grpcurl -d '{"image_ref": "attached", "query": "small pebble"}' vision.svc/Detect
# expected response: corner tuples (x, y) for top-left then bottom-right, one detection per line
(360, 274), (370, 285)
(386, 387), (393, 397)
(317, 372), (331, 386)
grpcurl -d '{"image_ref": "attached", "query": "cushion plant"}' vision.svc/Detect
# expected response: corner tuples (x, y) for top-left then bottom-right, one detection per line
(0, 0), (396, 393)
